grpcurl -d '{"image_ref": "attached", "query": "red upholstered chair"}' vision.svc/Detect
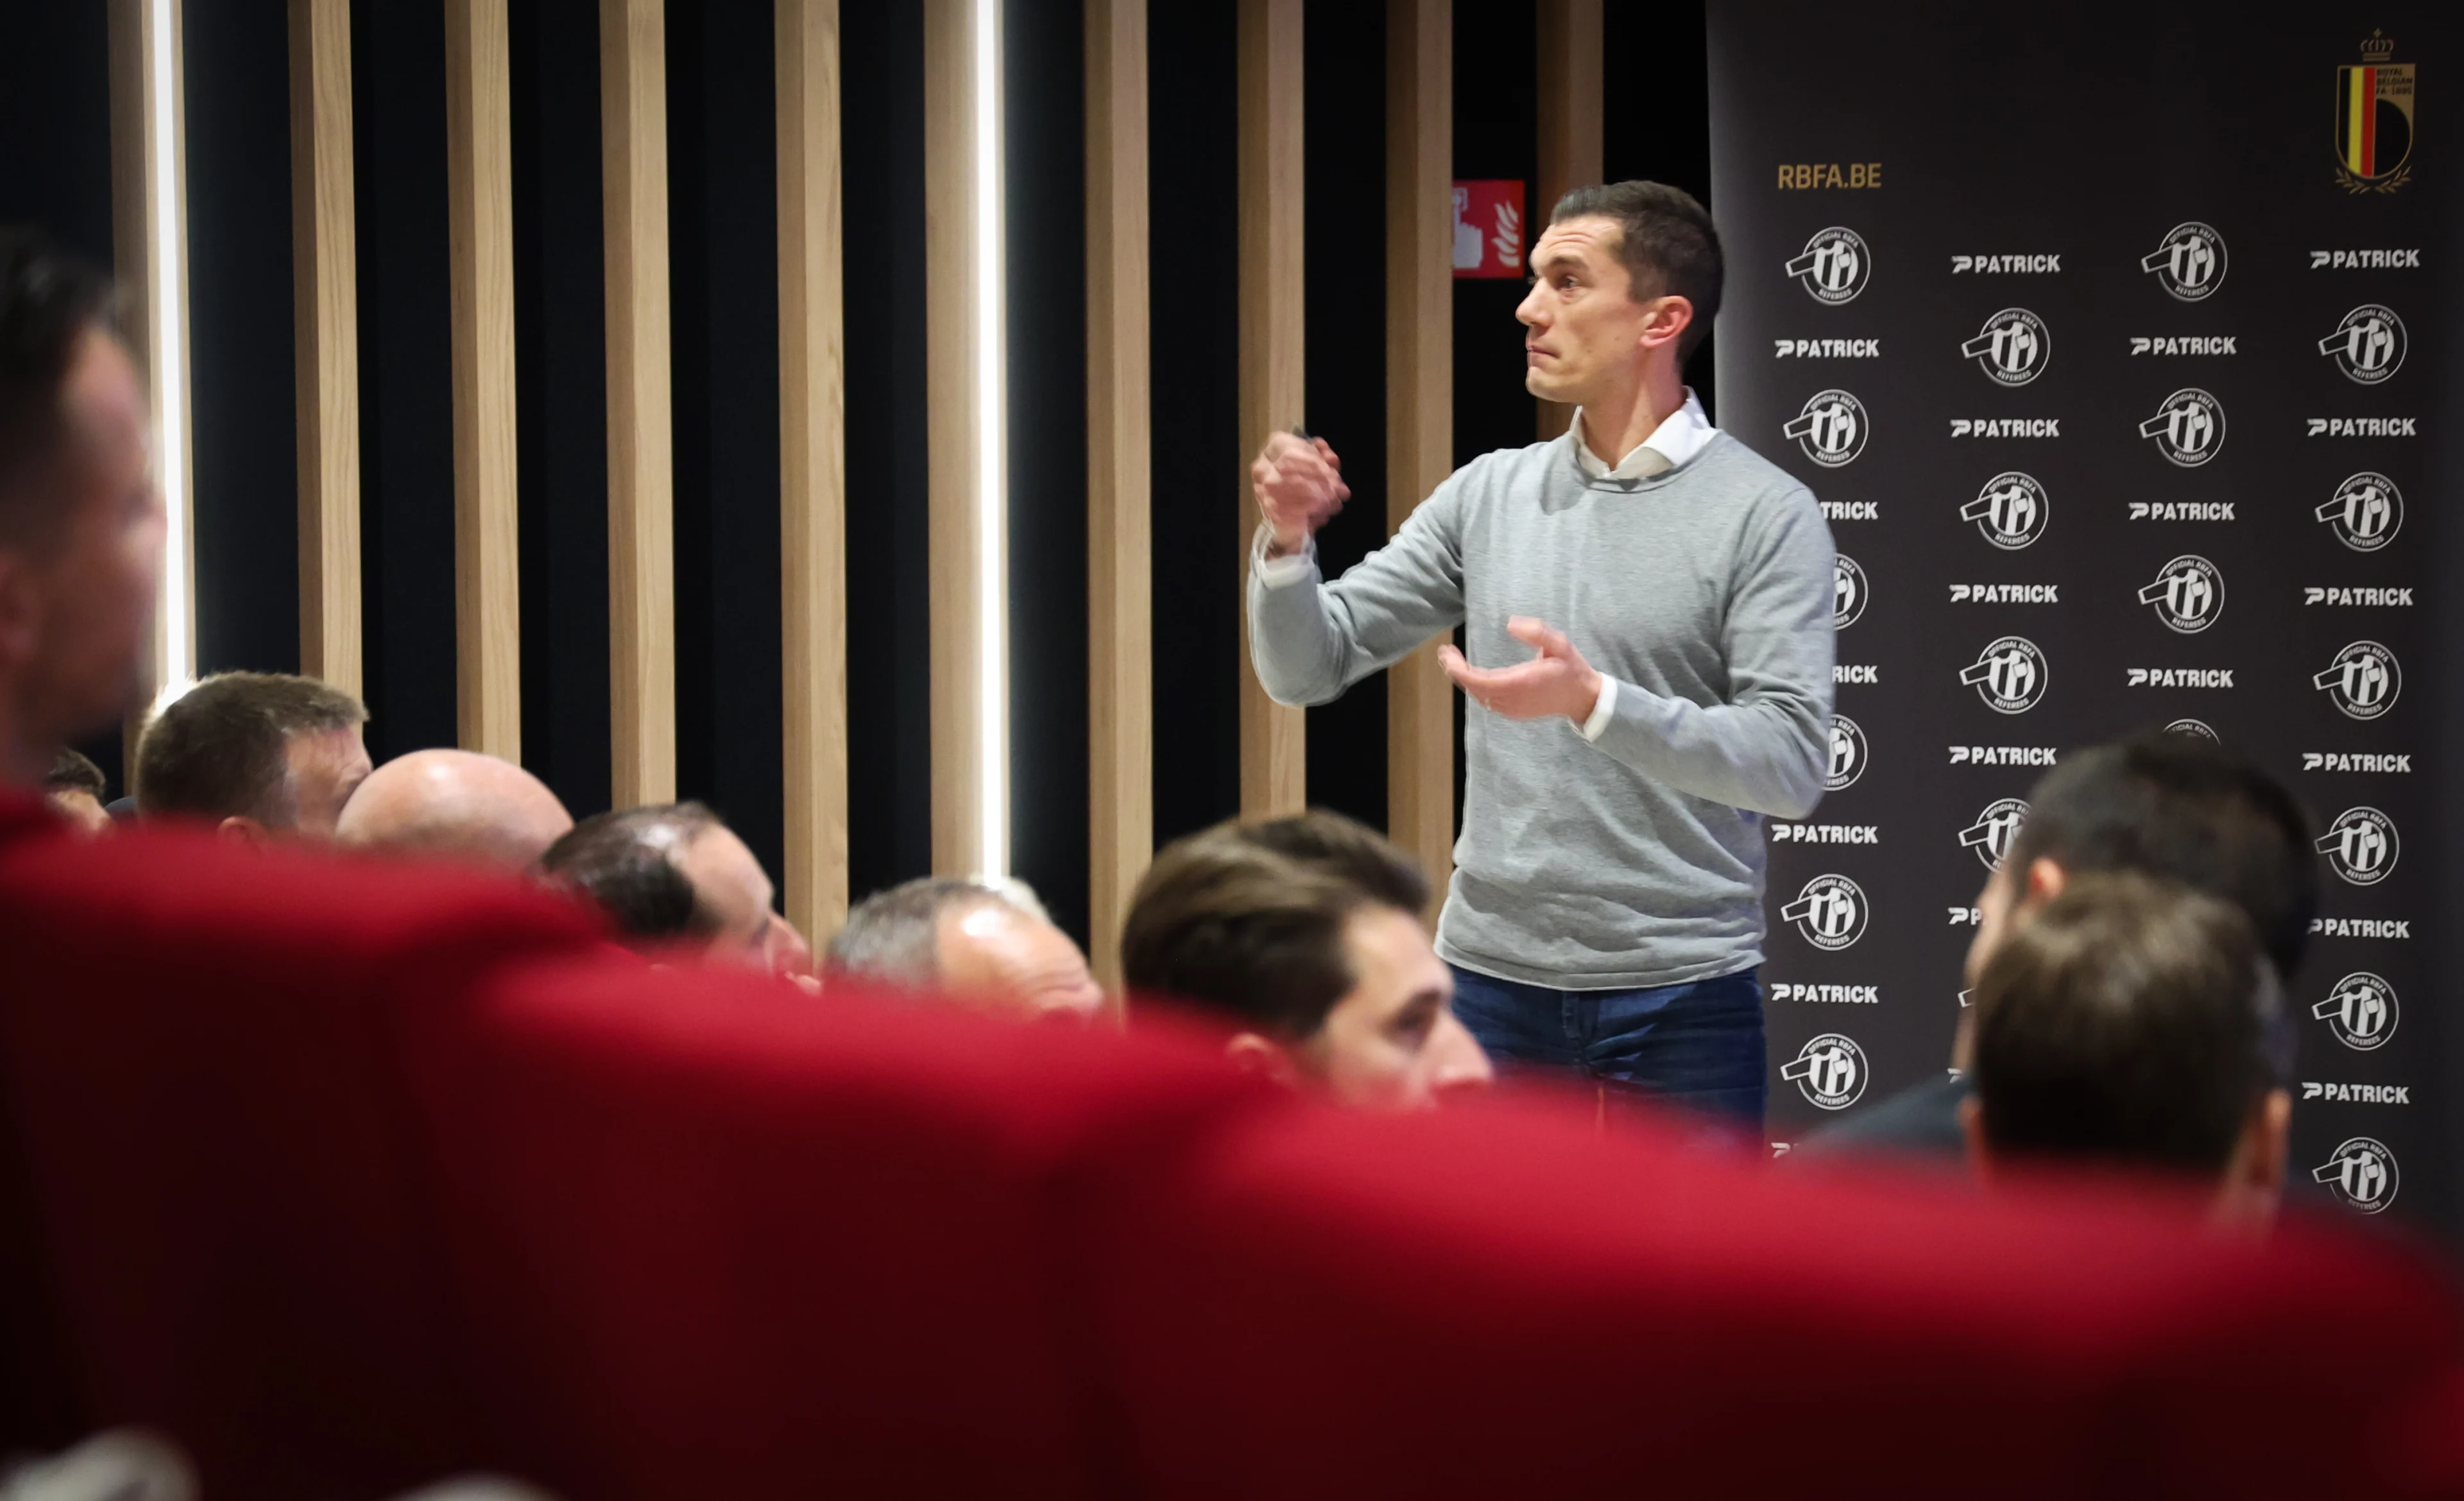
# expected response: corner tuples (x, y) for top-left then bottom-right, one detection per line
(389, 955), (1276, 1501)
(0, 827), (603, 1500)
(1082, 1096), (2464, 1500)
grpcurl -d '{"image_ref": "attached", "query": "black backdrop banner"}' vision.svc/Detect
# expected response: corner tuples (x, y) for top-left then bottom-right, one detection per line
(1709, 5), (2458, 1233)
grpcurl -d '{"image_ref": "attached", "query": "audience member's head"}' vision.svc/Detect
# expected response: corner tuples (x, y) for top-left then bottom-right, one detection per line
(826, 876), (1105, 1023)
(42, 745), (110, 835)
(540, 802), (809, 976)
(334, 748), (574, 869)
(0, 233), (162, 788)
(134, 671), (370, 841)
(1122, 811), (1493, 1111)
(1962, 871), (2290, 1230)
(1958, 729), (2315, 1067)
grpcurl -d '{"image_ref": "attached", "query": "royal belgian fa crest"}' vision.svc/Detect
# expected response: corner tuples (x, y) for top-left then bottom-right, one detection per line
(2335, 31), (2413, 193)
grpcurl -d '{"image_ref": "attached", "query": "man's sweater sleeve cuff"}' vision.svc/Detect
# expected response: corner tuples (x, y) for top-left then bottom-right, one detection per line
(1577, 676), (1620, 742)
(1251, 525), (1315, 589)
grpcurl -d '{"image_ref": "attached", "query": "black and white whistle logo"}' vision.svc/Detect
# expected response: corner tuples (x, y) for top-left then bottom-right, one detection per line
(2317, 807), (2399, 886)
(1962, 472), (2048, 550)
(1783, 390), (1867, 467)
(1781, 1034), (1869, 1111)
(1825, 715), (1868, 791)
(2313, 641), (2400, 720)
(1787, 227), (1870, 304)
(2318, 472), (2402, 551)
(1961, 637), (2048, 714)
(2314, 1137), (2399, 1214)
(2140, 221), (2228, 300)
(2318, 305), (2406, 384)
(1781, 875), (1868, 952)
(1962, 309), (2049, 385)
(2137, 555), (2225, 633)
(2316, 973), (2399, 1052)
(1833, 555), (1868, 628)
(1960, 798), (2028, 870)
(2139, 389), (2225, 466)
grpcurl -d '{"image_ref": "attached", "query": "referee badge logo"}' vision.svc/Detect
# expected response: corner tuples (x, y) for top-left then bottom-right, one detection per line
(2317, 472), (2402, 551)
(1786, 227), (1870, 304)
(2316, 973), (2399, 1051)
(1960, 798), (2029, 870)
(2317, 807), (2399, 886)
(1961, 472), (2049, 550)
(2139, 222), (2228, 301)
(2313, 641), (2400, 719)
(2314, 1137), (2399, 1214)
(2138, 388), (2225, 467)
(1960, 637), (2048, 714)
(1833, 555), (1869, 628)
(1783, 390), (1869, 467)
(1961, 308), (2050, 386)
(1781, 875), (1869, 952)
(2318, 305), (2406, 383)
(1824, 715), (1869, 791)
(1782, 1033), (1869, 1110)
(2137, 555), (2225, 633)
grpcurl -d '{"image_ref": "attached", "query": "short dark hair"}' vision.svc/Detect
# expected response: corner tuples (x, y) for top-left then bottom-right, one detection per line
(2006, 730), (2317, 978)
(825, 876), (1016, 984)
(44, 746), (105, 798)
(1971, 870), (2280, 1176)
(0, 230), (119, 551)
(1120, 811), (1430, 1038)
(135, 672), (368, 826)
(539, 802), (725, 943)
(1550, 180), (1722, 361)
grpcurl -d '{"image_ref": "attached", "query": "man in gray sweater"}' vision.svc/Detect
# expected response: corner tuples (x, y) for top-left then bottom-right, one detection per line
(1247, 181), (1835, 1128)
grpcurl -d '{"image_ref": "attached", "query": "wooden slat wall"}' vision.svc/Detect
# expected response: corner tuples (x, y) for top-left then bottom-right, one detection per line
(1235, 0), (1305, 819)
(444, 0), (522, 758)
(1386, 0), (1452, 914)
(1084, 0), (1150, 986)
(777, 0), (848, 940)
(602, 0), (676, 806)
(922, 0), (995, 875)
(289, 0), (360, 696)
(1534, 0), (1601, 442)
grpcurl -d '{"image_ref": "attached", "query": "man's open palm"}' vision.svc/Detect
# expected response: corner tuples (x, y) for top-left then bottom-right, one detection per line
(1439, 617), (1604, 724)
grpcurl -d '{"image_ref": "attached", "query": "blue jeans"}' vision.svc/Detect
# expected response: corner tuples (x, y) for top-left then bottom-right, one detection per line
(1449, 965), (1767, 1129)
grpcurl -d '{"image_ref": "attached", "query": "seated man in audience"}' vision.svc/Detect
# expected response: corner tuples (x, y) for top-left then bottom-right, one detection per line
(1962, 870), (2290, 1231)
(334, 746), (574, 868)
(0, 234), (164, 793)
(1121, 811), (1493, 1111)
(43, 746), (112, 835)
(1803, 728), (2315, 1158)
(540, 801), (811, 979)
(134, 671), (371, 841)
(825, 876), (1106, 1024)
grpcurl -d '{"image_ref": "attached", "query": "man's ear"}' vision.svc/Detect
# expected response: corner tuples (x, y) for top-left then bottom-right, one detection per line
(216, 814), (270, 846)
(2248, 1087), (2292, 1196)
(1224, 1031), (1300, 1090)
(2021, 856), (2066, 909)
(1957, 1091), (1994, 1186)
(1637, 294), (1695, 355)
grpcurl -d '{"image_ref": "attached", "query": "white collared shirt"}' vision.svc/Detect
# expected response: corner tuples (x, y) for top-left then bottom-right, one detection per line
(1571, 387), (1718, 480)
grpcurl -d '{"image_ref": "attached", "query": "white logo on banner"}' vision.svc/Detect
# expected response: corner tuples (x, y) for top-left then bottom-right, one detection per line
(1781, 875), (1869, 952)
(2137, 554), (2226, 633)
(2164, 718), (2220, 742)
(1962, 308), (2051, 385)
(2318, 305), (2406, 384)
(2313, 641), (2401, 720)
(1961, 472), (2048, 549)
(1833, 554), (1869, 628)
(1825, 714), (1869, 791)
(2317, 807), (2400, 886)
(2314, 1137), (2400, 1214)
(1784, 390), (1869, 467)
(1960, 798), (2029, 870)
(1782, 1034), (1870, 1110)
(1960, 637), (2048, 714)
(1787, 227), (1871, 304)
(2140, 221), (2229, 300)
(2315, 973), (2400, 1052)
(2317, 472), (2402, 551)
(2138, 388), (2226, 466)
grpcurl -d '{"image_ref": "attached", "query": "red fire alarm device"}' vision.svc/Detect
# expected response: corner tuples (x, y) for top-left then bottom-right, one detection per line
(1451, 180), (1525, 279)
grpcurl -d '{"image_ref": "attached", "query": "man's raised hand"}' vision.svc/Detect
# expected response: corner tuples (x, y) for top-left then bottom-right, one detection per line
(1251, 432), (1349, 553)
(1438, 617), (1604, 725)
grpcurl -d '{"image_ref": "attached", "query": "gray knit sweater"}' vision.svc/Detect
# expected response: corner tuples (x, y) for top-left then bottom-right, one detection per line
(1249, 429), (1836, 990)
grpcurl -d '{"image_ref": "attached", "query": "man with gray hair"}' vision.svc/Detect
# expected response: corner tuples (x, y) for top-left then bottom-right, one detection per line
(826, 876), (1105, 1024)
(335, 747), (574, 869)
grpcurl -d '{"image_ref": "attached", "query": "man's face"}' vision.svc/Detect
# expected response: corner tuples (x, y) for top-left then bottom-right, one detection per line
(1516, 215), (1657, 407)
(280, 725), (373, 840)
(672, 823), (779, 968)
(2, 332), (164, 759)
(1295, 906), (1494, 1111)
(936, 900), (1108, 1024)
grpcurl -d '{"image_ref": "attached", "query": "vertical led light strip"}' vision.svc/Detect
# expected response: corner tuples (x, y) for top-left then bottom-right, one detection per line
(148, 0), (194, 696)
(973, 0), (1008, 878)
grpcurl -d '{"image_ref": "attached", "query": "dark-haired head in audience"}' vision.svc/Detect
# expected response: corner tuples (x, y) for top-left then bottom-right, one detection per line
(135, 671), (370, 841)
(336, 748), (573, 869)
(1121, 811), (1493, 1111)
(540, 802), (811, 977)
(1962, 870), (2290, 1231)
(0, 232), (162, 790)
(1805, 727), (2315, 1158)
(43, 746), (110, 835)
(826, 877), (1105, 1024)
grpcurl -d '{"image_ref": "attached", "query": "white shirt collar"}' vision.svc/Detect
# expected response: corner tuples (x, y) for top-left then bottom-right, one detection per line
(1571, 388), (1718, 481)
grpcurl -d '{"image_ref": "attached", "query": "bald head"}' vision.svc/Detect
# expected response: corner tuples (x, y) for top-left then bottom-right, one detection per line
(335, 749), (574, 869)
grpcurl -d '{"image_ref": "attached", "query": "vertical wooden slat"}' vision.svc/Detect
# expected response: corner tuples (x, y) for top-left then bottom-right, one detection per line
(923, 0), (994, 875)
(289, 0), (361, 695)
(1085, 0), (1150, 988)
(1236, 0), (1305, 818)
(602, 0), (675, 806)
(777, 0), (848, 940)
(1534, 0), (1601, 442)
(1387, 0), (1452, 914)
(445, 0), (522, 759)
